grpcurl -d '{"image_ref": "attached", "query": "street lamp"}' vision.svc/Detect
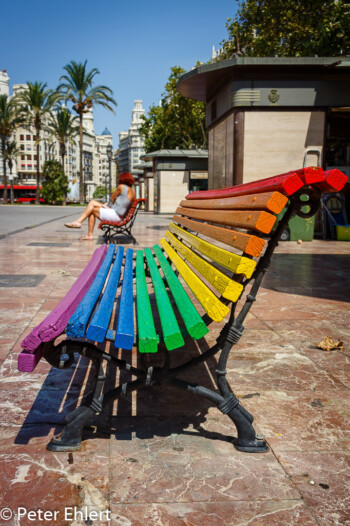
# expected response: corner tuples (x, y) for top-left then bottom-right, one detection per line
(106, 143), (113, 199)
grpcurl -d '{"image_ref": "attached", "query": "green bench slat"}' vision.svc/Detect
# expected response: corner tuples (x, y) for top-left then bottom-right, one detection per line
(144, 248), (184, 351)
(153, 245), (209, 340)
(136, 251), (158, 353)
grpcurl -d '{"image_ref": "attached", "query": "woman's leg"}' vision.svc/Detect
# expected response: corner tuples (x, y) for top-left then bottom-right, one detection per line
(81, 206), (101, 240)
(76, 200), (102, 224)
(65, 200), (103, 229)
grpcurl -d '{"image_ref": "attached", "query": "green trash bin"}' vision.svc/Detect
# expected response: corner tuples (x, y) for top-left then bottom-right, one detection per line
(288, 213), (315, 241)
(277, 194), (315, 241)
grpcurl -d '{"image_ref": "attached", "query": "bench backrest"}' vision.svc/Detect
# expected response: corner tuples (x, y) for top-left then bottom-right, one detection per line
(158, 167), (347, 325)
(98, 198), (146, 227)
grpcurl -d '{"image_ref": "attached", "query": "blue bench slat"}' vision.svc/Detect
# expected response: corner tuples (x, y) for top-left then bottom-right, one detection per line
(66, 245), (116, 338)
(106, 329), (116, 341)
(86, 246), (124, 342)
(115, 248), (134, 349)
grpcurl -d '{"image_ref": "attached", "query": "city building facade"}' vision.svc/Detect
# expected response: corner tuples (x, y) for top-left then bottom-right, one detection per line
(0, 72), (115, 201)
(117, 100), (145, 179)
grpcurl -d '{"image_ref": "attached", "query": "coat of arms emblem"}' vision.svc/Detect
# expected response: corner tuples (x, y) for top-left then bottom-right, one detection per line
(268, 89), (280, 104)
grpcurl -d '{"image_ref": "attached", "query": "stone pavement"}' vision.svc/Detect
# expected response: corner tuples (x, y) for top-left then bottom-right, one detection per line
(0, 207), (349, 526)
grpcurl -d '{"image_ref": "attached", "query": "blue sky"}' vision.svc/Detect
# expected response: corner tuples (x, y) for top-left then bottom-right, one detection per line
(1, 0), (236, 147)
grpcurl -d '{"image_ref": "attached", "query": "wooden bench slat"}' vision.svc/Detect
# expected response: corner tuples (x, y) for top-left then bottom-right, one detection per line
(314, 168), (348, 193)
(115, 248), (135, 350)
(144, 248), (185, 351)
(152, 245), (209, 340)
(186, 172), (304, 199)
(86, 247), (124, 342)
(67, 245), (116, 338)
(160, 238), (230, 323)
(165, 231), (244, 302)
(173, 215), (265, 257)
(136, 250), (158, 353)
(176, 206), (276, 234)
(20, 245), (108, 356)
(300, 166), (324, 185)
(180, 191), (288, 214)
(169, 222), (256, 278)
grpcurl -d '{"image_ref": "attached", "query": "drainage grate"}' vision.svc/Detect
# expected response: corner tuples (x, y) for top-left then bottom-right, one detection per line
(27, 242), (71, 247)
(0, 275), (46, 287)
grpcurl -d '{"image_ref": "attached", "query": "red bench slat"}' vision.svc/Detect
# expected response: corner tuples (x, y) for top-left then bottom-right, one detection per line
(314, 169), (348, 193)
(186, 172), (305, 200)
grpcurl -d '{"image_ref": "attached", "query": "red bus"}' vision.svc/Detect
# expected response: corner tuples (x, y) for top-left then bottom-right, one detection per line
(0, 185), (44, 203)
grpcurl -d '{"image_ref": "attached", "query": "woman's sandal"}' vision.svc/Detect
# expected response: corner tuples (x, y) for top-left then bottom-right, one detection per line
(64, 222), (81, 229)
(80, 235), (94, 241)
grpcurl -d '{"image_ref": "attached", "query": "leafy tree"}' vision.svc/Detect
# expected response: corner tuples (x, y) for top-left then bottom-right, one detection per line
(14, 82), (59, 204)
(93, 184), (107, 199)
(58, 60), (117, 204)
(4, 141), (21, 204)
(41, 160), (68, 204)
(0, 94), (23, 203)
(46, 107), (79, 205)
(220, 0), (350, 59)
(139, 66), (207, 152)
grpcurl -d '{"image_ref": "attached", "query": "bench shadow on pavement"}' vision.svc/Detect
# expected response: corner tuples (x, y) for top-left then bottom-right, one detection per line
(15, 253), (350, 448)
(15, 337), (234, 448)
(96, 234), (134, 246)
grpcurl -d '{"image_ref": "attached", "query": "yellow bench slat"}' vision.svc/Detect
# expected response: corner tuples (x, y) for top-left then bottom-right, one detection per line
(165, 231), (244, 302)
(160, 238), (230, 323)
(169, 222), (256, 278)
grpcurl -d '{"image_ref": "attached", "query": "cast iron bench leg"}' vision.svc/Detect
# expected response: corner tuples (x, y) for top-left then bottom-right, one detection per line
(47, 358), (106, 452)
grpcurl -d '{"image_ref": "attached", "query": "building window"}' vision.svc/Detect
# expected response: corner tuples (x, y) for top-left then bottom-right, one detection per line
(20, 134), (24, 140)
(26, 134), (31, 140)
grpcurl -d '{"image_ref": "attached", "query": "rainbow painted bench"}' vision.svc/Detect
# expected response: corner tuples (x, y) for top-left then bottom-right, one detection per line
(98, 198), (145, 244)
(18, 168), (347, 453)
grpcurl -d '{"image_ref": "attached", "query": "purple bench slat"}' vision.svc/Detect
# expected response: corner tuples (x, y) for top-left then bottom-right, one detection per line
(18, 245), (108, 372)
(18, 348), (45, 372)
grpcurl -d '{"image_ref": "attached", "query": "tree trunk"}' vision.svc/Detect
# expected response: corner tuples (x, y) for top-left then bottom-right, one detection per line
(9, 161), (14, 205)
(35, 126), (41, 205)
(61, 145), (66, 206)
(1, 138), (8, 204)
(79, 113), (84, 205)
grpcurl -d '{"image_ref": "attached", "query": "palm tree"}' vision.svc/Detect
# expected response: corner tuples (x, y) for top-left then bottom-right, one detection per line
(46, 107), (79, 204)
(58, 60), (116, 204)
(4, 141), (21, 204)
(14, 82), (59, 204)
(0, 94), (23, 203)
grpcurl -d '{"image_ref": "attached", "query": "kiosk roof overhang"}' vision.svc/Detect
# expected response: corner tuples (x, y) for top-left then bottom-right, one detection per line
(177, 57), (350, 102)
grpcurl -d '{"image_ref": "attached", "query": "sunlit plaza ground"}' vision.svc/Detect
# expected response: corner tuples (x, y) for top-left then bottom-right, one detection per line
(0, 205), (349, 525)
